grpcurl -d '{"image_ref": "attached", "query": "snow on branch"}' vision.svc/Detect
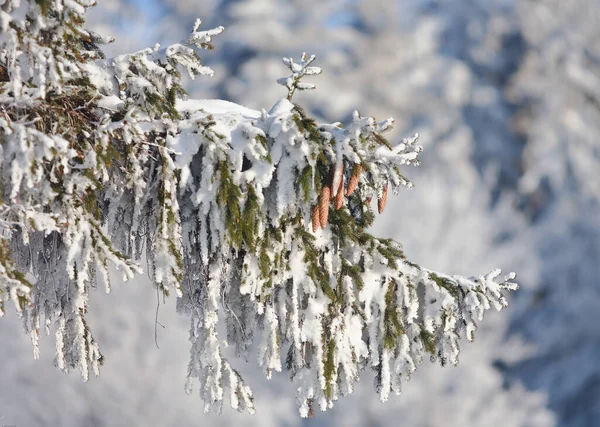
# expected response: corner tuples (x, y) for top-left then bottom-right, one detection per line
(0, 2), (518, 418)
(277, 53), (323, 100)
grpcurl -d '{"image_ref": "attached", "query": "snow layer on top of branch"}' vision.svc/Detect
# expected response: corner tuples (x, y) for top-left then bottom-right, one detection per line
(177, 98), (261, 118)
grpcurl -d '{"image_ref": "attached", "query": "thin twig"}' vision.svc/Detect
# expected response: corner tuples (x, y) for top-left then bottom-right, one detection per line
(155, 285), (164, 349)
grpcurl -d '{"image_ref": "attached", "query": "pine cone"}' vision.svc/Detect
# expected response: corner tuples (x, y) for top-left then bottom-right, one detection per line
(346, 164), (362, 196)
(334, 163), (345, 209)
(308, 399), (315, 418)
(331, 162), (344, 194)
(312, 204), (321, 232)
(319, 185), (331, 228)
(334, 181), (345, 209)
(378, 184), (388, 214)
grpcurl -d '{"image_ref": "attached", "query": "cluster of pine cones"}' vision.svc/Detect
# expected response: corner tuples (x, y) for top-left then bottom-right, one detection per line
(311, 163), (388, 232)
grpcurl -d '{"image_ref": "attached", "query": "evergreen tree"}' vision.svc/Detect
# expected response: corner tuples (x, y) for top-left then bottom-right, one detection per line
(0, 0), (518, 416)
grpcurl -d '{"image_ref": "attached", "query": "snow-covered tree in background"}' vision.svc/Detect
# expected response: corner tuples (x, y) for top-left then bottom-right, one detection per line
(503, 2), (600, 426)
(0, 0), (521, 417)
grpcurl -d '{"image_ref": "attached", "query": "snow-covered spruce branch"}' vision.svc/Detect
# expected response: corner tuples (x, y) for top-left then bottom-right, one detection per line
(277, 52), (323, 100)
(0, 0), (517, 418)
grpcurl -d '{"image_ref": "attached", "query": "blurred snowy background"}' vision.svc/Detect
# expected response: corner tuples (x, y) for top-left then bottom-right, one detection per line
(2, 0), (600, 426)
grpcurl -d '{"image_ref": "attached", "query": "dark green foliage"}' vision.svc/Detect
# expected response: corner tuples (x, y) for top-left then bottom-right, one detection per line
(329, 208), (360, 247)
(340, 259), (364, 292)
(429, 272), (462, 299)
(241, 186), (260, 252)
(0, 241), (32, 313)
(217, 160), (243, 249)
(323, 338), (337, 400)
(383, 279), (406, 349)
(420, 329), (437, 356)
(296, 225), (336, 301)
(35, 0), (51, 16)
(297, 165), (313, 202)
(292, 112), (324, 146)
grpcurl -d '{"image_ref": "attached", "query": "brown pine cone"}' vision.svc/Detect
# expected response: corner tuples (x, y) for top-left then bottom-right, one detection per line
(319, 185), (331, 229)
(334, 181), (345, 209)
(346, 164), (362, 196)
(334, 163), (345, 209)
(307, 399), (315, 418)
(331, 162), (344, 194)
(378, 183), (388, 214)
(312, 204), (321, 232)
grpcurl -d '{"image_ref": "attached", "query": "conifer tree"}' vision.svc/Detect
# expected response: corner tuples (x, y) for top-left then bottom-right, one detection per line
(0, 0), (518, 416)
